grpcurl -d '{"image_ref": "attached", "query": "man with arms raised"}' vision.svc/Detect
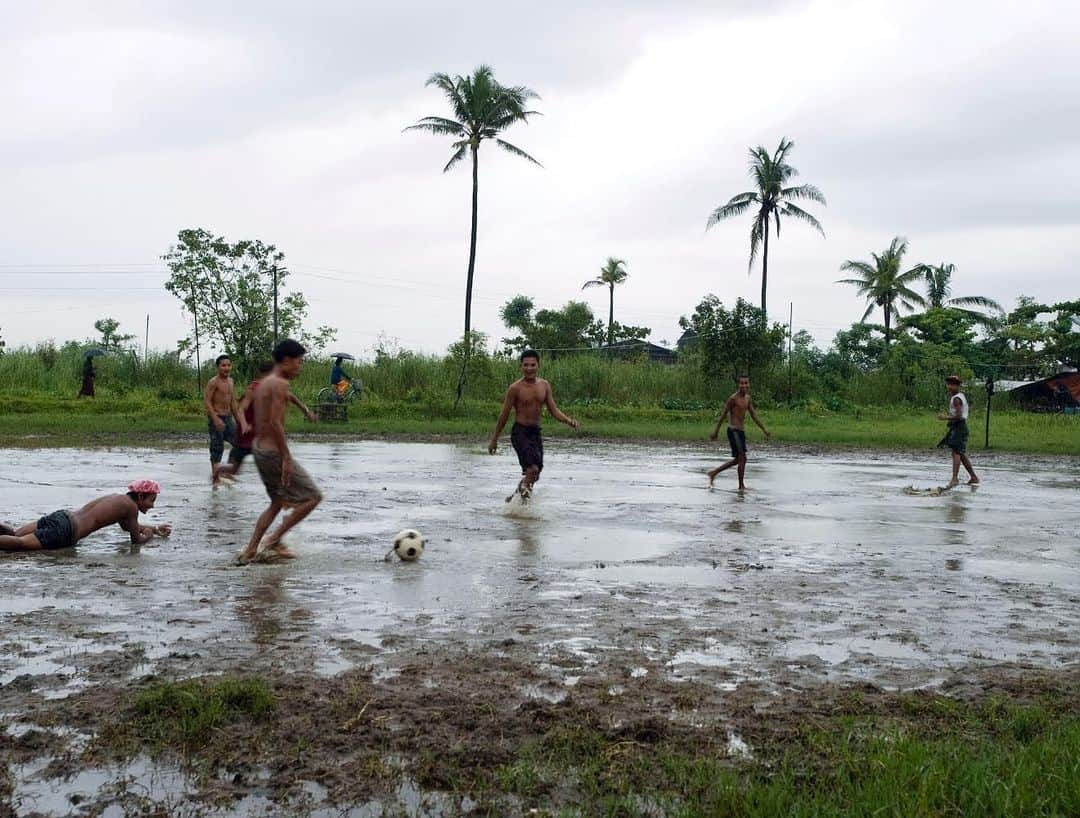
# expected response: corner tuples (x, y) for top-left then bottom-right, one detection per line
(204, 354), (247, 487)
(1, 480), (171, 552)
(488, 349), (579, 501)
(708, 374), (770, 491)
(238, 339), (323, 564)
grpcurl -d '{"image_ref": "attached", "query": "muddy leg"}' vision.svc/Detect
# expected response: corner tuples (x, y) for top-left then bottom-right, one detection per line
(261, 495), (322, 558)
(707, 458), (737, 487)
(960, 454), (978, 484)
(736, 455), (747, 491)
(522, 465), (540, 492)
(0, 533), (43, 552)
(948, 452), (961, 487)
(240, 499), (283, 561)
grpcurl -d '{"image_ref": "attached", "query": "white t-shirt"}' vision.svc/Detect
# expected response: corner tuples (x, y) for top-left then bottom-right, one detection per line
(949, 391), (969, 420)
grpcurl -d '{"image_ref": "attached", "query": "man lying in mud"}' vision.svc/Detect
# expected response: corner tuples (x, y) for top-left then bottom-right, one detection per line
(237, 339), (323, 564)
(488, 349), (579, 502)
(708, 374), (770, 491)
(0, 479), (171, 552)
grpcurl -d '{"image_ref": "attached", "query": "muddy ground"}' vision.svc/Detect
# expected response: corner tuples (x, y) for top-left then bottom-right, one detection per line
(2, 441), (1079, 815)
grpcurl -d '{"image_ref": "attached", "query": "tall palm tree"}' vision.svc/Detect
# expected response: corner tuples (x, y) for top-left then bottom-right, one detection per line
(581, 257), (629, 348)
(916, 262), (1003, 325)
(405, 65), (541, 405)
(837, 236), (926, 348)
(706, 137), (825, 318)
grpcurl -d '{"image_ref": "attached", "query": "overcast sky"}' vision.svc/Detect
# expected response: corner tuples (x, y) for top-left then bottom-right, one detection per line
(2, 0), (1076, 359)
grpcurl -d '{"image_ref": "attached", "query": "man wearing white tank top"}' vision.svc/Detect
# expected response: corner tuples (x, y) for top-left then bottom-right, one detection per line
(937, 375), (979, 487)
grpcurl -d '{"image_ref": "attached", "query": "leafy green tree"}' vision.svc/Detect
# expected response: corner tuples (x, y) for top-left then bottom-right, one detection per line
(706, 138), (825, 318)
(499, 296), (650, 357)
(581, 257), (629, 347)
(837, 236), (926, 349)
(93, 318), (136, 352)
(405, 65), (541, 404)
(678, 296), (785, 385)
(915, 263), (1002, 325)
(162, 228), (335, 376)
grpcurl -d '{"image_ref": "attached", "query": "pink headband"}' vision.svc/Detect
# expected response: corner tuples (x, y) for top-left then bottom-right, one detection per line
(128, 479), (161, 495)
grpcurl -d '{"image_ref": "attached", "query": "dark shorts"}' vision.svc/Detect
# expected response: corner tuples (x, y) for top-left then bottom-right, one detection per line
(35, 510), (79, 550)
(208, 414), (237, 463)
(229, 445), (253, 466)
(727, 427), (747, 459)
(939, 420), (969, 454)
(511, 423), (544, 474)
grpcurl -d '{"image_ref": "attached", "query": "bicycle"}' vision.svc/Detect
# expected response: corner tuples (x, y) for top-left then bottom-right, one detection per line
(317, 379), (363, 405)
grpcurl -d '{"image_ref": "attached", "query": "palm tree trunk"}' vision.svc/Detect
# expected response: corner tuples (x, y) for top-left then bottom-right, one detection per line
(761, 215), (769, 319)
(454, 145), (480, 408)
(607, 283), (614, 349)
(884, 303), (891, 349)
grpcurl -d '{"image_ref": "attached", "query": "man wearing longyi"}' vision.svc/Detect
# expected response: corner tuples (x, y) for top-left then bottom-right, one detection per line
(0, 479), (172, 552)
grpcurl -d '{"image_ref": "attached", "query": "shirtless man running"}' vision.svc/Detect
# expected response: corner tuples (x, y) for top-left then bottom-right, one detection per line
(488, 349), (579, 501)
(1, 479), (171, 552)
(708, 375), (770, 491)
(204, 354), (247, 487)
(237, 339), (322, 564)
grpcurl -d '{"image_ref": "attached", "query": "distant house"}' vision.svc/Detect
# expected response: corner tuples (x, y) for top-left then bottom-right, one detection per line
(997, 371), (1080, 411)
(676, 328), (698, 352)
(599, 341), (677, 364)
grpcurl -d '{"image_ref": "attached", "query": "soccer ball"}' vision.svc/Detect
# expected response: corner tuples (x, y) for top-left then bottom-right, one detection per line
(393, 529), (425, 562)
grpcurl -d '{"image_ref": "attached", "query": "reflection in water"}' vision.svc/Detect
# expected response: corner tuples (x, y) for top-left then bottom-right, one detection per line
(235, 572), (292, 646)
(944, 497), (967, 547)
(945, 558), (963, 571)
(726, 520), (745, 534)
(514, 522), (541, 556)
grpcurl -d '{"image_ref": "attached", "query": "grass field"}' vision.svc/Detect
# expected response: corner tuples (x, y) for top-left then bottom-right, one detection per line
(0, 393), (1076, 454)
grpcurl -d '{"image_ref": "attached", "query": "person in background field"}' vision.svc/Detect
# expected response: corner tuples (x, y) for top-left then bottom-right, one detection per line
(204, 354), (247, 487)
(217, 362), (317, 481)
(488, 349), (579, 502)
(79, 355), (95, 398)
(708, 374), (770, 492)
(330, 356), (353, 401)
(937, 374), (979, 487)
(237, 339), (322, 564)
(1, 480), (171, 552)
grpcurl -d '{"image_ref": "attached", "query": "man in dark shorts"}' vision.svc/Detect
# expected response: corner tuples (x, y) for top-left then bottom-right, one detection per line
(488, 349), (579, 501)
(237, 339), (323, 564)
(708, 375), (770, 491)
(217, 362), (316, 481)
(1, 480), (172, 552)
(937, 374), (979, 487)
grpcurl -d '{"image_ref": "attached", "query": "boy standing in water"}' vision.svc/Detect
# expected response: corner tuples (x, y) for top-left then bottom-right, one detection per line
(708, 375), (770, 491)
(204, 354), (247, 487)
(937, 374), (979, 487)
(488, 350), (579, 501)
(238, 340), (322, 564)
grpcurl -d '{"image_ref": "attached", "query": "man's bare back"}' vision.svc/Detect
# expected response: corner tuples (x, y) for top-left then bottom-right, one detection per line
(72, 495), (169, 543)
(251, 372), (290, 452)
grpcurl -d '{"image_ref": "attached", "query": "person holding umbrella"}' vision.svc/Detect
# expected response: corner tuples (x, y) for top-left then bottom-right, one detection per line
(79, 349), (105, 398)
(329, 352), (356, 402)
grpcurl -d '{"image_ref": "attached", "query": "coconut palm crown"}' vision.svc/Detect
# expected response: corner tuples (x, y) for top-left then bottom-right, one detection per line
(916, 262), (1003, 325)
(404, 65), (541, 404)
(706, 137), (825, 318)
(582, 257), (629, 348)
(837, 236), (926, 348)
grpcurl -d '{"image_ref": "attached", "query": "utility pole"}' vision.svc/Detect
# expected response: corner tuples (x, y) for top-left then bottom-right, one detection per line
(272, 264), (280, 344)
(144, 314), (150, 366)
(190, 286), (202, 394)
(985, 376), (994, 449)
(787, 301), (794, 404)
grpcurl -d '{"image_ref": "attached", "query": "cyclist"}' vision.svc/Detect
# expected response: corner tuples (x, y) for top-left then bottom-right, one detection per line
(330, 356), (353, 402)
